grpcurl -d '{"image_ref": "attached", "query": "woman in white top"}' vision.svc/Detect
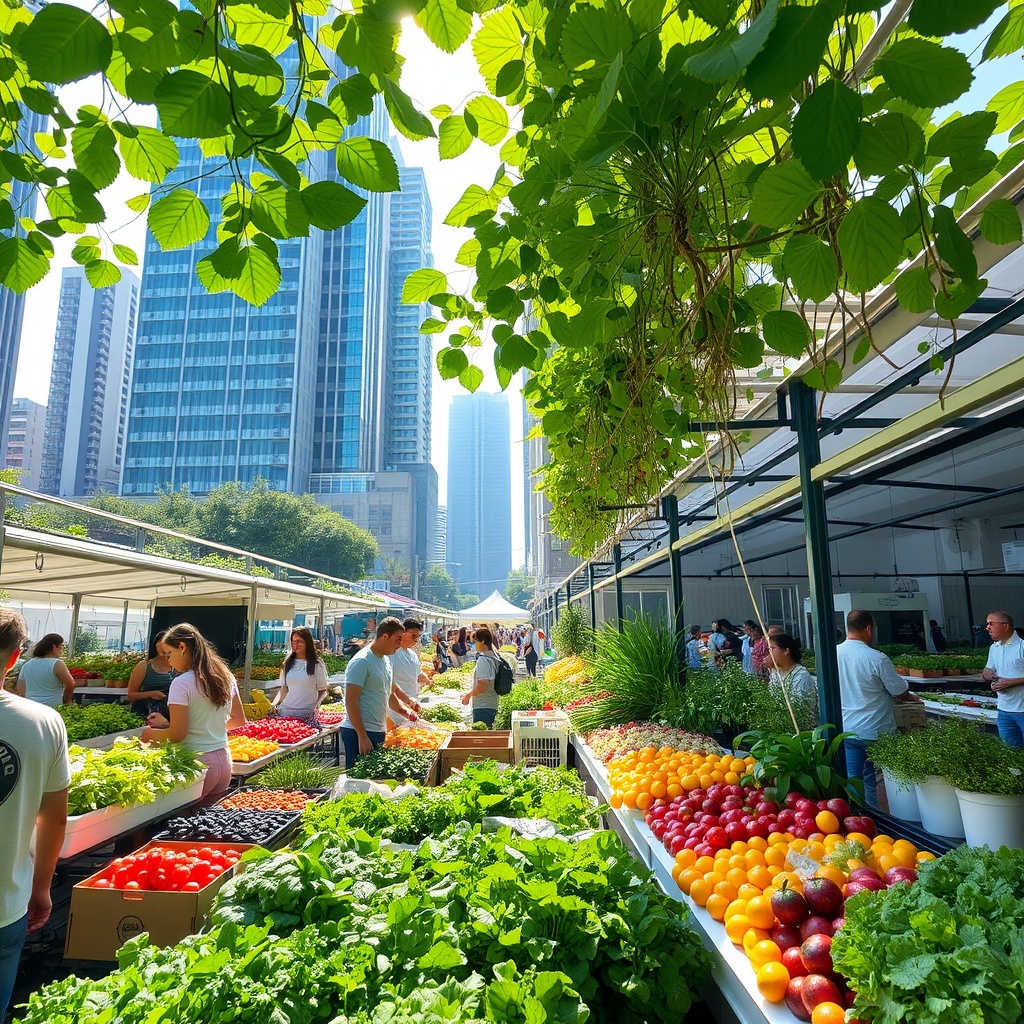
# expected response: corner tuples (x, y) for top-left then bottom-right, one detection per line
(140, 622), (245, 801)
(766, 633), (818, 713)
(270, 627), (330, 721)
(16, 633), (76, 707)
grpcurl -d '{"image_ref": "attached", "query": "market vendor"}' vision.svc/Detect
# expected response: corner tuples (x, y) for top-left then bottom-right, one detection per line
(386, 618), (428, 727)
(126, 630), (175, 718)
(339, 617), (419, 769)
(269, 627), (330, 721)
(982, 610), (1024, 747)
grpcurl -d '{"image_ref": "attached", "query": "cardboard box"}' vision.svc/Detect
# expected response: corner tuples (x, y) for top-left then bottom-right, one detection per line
(437, 730), (514, 782)
(64, 840), (254, 961)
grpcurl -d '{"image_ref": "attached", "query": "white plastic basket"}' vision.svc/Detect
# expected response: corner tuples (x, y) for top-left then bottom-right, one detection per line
(512, 710), (570, 768)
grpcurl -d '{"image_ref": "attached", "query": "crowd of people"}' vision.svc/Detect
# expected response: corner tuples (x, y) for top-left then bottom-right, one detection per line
(431, 623), (544, 676)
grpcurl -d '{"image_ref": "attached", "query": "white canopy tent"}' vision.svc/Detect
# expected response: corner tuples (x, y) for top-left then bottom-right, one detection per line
(458, 590), (531, 625)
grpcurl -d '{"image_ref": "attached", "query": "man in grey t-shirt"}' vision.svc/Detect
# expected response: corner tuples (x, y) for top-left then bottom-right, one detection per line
(340, 617), (419, 769)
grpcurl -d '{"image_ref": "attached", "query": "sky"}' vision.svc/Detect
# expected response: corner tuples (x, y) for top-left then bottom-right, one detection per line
(10, 15), (529, 570)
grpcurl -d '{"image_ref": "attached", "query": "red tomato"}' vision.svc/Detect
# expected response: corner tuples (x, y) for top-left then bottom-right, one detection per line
(183, 881), (201, 892)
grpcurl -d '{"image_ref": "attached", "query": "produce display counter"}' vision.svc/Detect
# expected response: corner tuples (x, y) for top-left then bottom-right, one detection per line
(230, 722), (342, 777)
(59, 775), (207, 862)
(72, 686), (130, 704)
(919, 696), (997, 725)
(75, 727), (146, 749)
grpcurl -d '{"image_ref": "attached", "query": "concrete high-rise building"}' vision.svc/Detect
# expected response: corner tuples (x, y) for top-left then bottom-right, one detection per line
(434, 506), (447, 565)
(4, 396), (46, 491)
(446, 393), (512, 594)
(385, 163), (432, 468)
(39, 268), (140, 496)
(0, 101), (48, 436)
(120, 139), (327, 496)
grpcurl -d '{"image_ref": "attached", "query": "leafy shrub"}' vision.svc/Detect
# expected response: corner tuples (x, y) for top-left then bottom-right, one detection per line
(550, 604), (594, 658)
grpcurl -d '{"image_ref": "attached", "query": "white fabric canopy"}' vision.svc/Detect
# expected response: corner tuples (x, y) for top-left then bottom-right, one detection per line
(458, 590), (531, 625)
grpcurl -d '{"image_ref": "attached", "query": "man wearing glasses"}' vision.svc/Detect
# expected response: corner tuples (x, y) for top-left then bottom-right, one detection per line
(982, 611), (1024, 747)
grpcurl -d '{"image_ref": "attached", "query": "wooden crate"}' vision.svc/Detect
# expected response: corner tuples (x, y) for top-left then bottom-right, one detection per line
(437, 730), (514, 782)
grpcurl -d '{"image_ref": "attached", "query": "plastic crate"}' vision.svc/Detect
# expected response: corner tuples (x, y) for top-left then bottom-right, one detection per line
(512, 710), (570, 768)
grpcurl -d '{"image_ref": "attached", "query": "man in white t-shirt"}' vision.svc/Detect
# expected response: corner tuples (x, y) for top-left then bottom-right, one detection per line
(982, 610), (1024, 747)
(0, 610), (71, 1022)
(836, 609), (923, 807)
(386, 618), (429, 726)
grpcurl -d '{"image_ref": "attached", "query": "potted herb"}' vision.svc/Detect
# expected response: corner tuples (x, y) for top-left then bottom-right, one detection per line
(944, 726), (1024, 849)
(867, 732), (923, 822)
(908, 720), (970, 838)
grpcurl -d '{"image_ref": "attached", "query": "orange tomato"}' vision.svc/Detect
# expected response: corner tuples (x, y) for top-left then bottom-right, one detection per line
(756, 961), (791, 1002)
(811, 1002), (848, 1024)
(725, 913), (753, 944)
(749, 939), (782, 969)
(745, 894), (776, 930)
(742, 927), (772, 956)
(705, 894), (730, 921)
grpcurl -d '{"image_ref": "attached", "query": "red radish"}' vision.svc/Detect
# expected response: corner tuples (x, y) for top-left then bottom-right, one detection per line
(801, 974), (843, 1013)
(771, 885), (809, 926)
(802, 878), (844, 917)
(799, 934), (834, 975)
(799, 915), (835, 940)
(884, 866), (918, 886)
(785, 978), (813, 1021)
(770, 924), (803, 952)
(782, 945), (808, 978)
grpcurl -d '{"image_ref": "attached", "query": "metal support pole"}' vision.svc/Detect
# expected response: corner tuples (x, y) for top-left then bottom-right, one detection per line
(963, 572), (975, 646)
(118, 601), (129, 652)
(553, 588), (561, 621)
(613, 543), (624, 631)
(242, 584), (258, 703)
(0, 489), (7, 577)
(68, 594), (82, 656)
(662, 496), (685, 635)
(790, 380), (844, 737)
(565, 583), (572, 610)
(318, 594), (326, 643)
(587, 562), (597, 631)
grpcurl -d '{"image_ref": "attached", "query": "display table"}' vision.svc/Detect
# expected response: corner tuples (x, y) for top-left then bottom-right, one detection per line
(230, 723), (342, 777)
(920, 697), (997, 725)
(76, 727), (146, 749)
(72, 686), (129, 704)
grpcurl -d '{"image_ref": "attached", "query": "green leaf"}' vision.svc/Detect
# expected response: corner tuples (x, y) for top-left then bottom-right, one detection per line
(298, 181), (366, 230)
(875, 39), (973, 108)
(803, 359), (841, 392)
(792, 79), (861, 181)
(437, 347), (469, 379)
(749, 161), (823, 228)
(335, 137), (400, 192)
(783, 235), (839, 303)
(854, 113), (925, 177)
(729, 330), (764, 368)
(495, 59), (525, 97)
(439, 115), (474, 159)
(71, 123), (120, 191)
(0, 237), (49, 292)
(415, 0), (473, 53)
(984, 5), (1024, 62)
(465, 96), (509, 145)
(154, 71), (232, 138)
(459, 364), (484, 392)
(84, 259), (122, 288)
(744, 2), (834, 102)
(762, 309), (812, 357)
(112, 243), (138, 266)
(987, 82), (1024, 135)
(417, 941), (466, 970)
(472, 7), (523, 87)
(978, 199), (1023, 246)
(403, 268), (449, 303)
(251, 182), (309, 239)
(908, 0), (1000, 37)
(117, 125), (180, 183)
(837, 197), (905, 293)
(125, 193), (150, 213)
(147, 189), (210, 249)
(45, 180), (105, 224)
(928, 111), (997, 162)
(934, 276), (986, 320)
(560, 6), (633, 75)
(444, 184), (496, 227)
(18, 4), (112, 85)
(894, 266), (936, 314)
(932, 204), (977, 282)
(381, 79), (435, 143)
(685, 0), (780, 83)
(196, 235), (281, 307)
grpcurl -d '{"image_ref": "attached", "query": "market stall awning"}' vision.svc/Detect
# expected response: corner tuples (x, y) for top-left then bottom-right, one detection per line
(458, 590), (531, 625)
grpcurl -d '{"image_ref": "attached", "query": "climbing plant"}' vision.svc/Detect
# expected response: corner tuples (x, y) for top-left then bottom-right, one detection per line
(0, 0), (1022, 552)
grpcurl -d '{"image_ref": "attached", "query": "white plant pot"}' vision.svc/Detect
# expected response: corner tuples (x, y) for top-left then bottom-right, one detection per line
(915, 776), (965, 839)
(882, 767), (921, 822)
(954, 789), (1024, 850)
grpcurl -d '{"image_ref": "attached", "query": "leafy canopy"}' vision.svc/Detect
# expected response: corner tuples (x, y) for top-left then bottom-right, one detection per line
(1, 0), (1021, 552)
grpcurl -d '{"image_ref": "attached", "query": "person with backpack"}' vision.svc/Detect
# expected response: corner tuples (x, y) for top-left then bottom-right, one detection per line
(460, 626), (512, 728)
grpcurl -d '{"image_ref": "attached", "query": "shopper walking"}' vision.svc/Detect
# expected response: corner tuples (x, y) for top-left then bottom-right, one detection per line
(269, 627), (330, 721)
(522, 624), (540, 677)
(745, 621), (770, 677)
(450, 627), (469, 667)
(126, 630), (175, 719)
(15, 634), (76, 707)
(836, 610), (923, 806)
(140, 622), (245, 802)
(685, 626), (704, 670)
(461, 626), (502, 728)
(0, 610), (70, 1024)
(982, 610), (1024, 747)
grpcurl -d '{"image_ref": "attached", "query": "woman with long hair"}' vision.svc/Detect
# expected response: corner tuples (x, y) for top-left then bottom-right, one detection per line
(269, 626), (330, 721)
(126, 630), (175, 718)
(16, 633), (76, 706)
(140, 622), (245, 800)
(450, 626), (468, 666)
(460, 626), (502, 728)
(766, 633), (817, 706)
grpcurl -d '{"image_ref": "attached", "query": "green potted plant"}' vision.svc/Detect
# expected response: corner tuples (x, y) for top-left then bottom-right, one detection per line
(943, 725), (1024, 849)
(867, 731), (923, 822)
(908, 720), (969, 838)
